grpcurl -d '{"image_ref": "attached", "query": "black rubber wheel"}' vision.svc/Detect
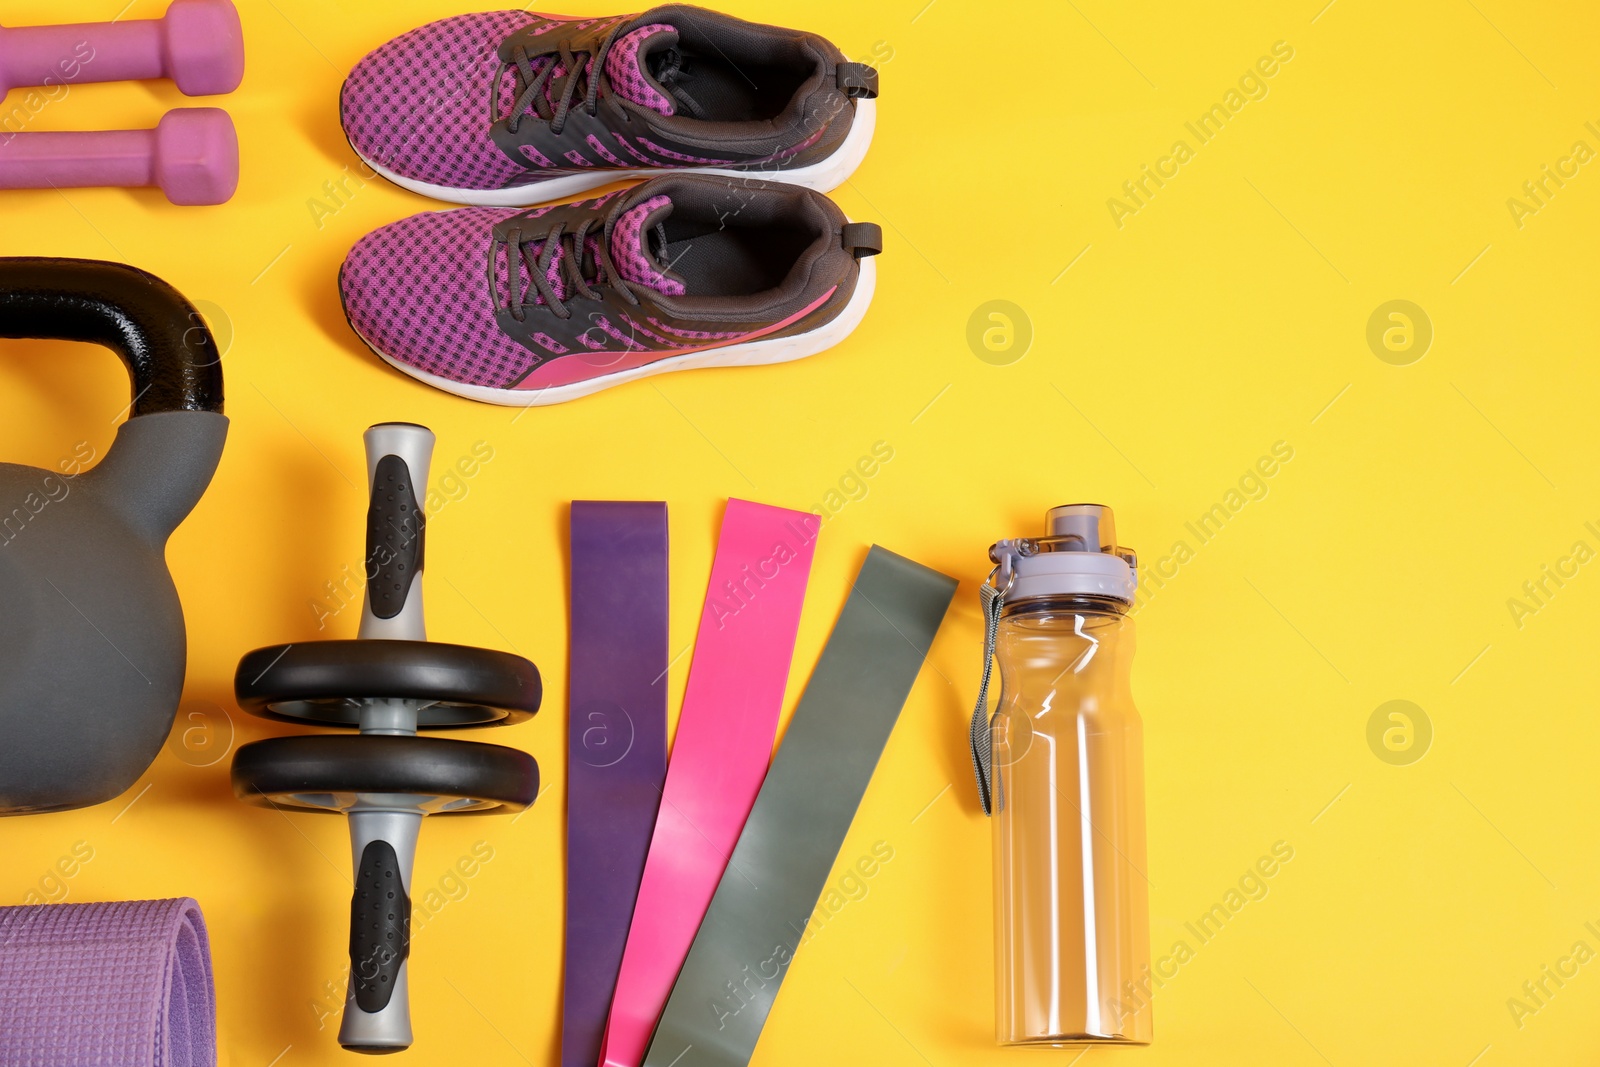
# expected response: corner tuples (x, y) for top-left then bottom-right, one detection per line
(231, 735), (538, 814)
(235, 640), (540, 728)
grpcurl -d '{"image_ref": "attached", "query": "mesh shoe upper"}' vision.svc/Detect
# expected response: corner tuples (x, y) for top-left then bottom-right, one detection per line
(340, 6), (871, 192)
(340, 177), (877, 392)
(341, 11), (537, 191)
(341, 206), (540, 387)
(606, 25), (678, 116)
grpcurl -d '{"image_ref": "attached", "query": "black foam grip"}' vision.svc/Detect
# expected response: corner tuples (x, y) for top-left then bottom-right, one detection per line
(350, 839), (411, 1014)
(365, 454), (425, 620)
(0, 258), (224, 416)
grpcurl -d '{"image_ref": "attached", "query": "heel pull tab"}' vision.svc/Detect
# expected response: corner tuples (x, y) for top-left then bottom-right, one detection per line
(837, 63), (879, 99)
(841, 222), (883, 259)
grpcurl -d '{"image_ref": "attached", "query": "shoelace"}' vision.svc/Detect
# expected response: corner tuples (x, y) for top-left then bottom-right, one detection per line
(646, 47), (709, 118)
(494, 208), (646, 322)
(500, 24), (624, 136)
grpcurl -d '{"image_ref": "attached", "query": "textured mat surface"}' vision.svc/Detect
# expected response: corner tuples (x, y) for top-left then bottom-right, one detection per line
(0, 898), (215, 1067)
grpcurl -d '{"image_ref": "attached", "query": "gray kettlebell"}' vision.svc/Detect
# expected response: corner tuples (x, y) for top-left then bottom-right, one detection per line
(0, 258), (226, 815)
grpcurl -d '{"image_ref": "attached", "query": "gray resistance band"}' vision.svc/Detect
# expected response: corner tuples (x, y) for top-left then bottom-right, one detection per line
(641, 545), (957, 1067)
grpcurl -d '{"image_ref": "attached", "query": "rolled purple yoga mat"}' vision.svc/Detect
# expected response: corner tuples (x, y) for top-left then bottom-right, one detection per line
(562, 502), (670, 1067)
(0, 897), (216, 1067)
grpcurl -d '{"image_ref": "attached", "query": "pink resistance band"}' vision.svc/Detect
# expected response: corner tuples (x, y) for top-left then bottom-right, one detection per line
(598, 498), (818, 1067)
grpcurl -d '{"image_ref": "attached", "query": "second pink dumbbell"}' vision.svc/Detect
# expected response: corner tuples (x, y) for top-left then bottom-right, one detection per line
(0, 108), (238, 205)
(0, 0), (244, 98)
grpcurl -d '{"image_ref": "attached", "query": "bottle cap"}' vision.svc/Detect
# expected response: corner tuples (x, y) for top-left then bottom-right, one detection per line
(990, 504), (1138, 605)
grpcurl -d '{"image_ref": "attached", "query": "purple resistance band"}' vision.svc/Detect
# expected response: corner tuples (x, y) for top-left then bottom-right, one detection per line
(563, 501), (671, 1067)
(0, 897), (216, 1067)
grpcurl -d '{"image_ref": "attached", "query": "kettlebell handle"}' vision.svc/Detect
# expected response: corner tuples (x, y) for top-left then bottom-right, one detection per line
(0, 257), (224, 415)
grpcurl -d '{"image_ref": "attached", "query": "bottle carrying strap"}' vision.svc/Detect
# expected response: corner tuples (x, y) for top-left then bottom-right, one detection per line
(968, 582), (1002, 816)
(969, 544), (1019, 817)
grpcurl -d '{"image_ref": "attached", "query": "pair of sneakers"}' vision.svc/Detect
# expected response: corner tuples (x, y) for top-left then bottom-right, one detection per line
(337, 5), (883, 406)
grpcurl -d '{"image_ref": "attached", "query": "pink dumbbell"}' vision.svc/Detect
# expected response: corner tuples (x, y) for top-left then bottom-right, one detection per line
(0, 108), (238, 205)
(0, 0), (244, 98)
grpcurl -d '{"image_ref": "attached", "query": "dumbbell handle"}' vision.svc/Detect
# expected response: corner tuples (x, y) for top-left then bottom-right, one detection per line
(0, 108), (237, 206)
(1, 129), (152, 189)
(0, 0), (245, 97)
(359, 423), (435, 641)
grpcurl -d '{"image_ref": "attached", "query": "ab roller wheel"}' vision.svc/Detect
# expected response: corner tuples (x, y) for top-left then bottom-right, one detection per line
(231, 423), (541, 1054)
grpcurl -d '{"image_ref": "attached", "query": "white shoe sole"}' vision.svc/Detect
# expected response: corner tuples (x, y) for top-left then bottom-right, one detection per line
(358, 255), (876, 407)
(357, 99), (875, 206)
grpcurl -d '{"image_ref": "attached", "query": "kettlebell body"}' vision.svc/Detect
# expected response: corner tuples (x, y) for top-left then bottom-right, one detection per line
(0, 259), (226, 814)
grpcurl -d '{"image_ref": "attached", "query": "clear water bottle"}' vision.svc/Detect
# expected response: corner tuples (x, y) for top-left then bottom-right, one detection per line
(969, 504), (1151, 1047)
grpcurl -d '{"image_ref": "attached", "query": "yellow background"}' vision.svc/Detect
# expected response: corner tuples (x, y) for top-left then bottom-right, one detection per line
(1, 0), (1597, 1063)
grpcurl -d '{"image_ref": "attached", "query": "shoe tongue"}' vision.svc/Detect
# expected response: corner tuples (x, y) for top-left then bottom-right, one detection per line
(609, 193), (687, 296)
(605, 24), (681, 117)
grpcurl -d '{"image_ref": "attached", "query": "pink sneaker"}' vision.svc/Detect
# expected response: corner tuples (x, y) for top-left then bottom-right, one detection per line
(338, 175), (882, 405)
(340, 6), (878, 206)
